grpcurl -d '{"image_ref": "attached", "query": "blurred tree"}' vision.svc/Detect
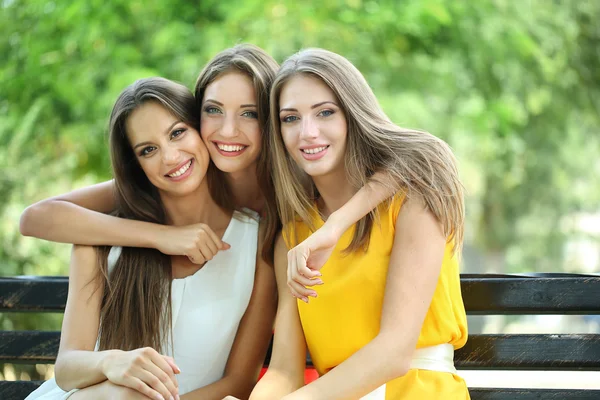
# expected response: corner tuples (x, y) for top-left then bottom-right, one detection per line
(1, 0), (599, 380)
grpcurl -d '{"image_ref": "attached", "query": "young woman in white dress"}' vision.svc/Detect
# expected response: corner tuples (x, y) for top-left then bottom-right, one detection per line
(25, 77), (276, 400)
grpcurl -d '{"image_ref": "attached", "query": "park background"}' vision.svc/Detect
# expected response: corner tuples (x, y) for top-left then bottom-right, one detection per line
(1, 0), (599, 390)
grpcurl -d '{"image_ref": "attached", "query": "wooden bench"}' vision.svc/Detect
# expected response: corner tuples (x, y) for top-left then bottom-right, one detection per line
(2, 274), (600, 399)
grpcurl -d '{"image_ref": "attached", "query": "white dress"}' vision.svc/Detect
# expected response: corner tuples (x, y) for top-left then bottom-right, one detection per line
(26, 210), (259, 399)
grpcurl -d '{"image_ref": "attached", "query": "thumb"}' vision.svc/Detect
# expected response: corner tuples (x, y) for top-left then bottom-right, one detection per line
(221, 241), (231, 250)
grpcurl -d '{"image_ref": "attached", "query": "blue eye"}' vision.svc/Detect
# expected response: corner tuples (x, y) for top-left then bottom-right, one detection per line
(281, 115), (299, 123)
(204, 106), (221, 114)
(318, 109), (334, 117)
(241, 110), (258, 119)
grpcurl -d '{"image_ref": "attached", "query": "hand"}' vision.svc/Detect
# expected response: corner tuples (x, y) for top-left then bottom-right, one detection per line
(222, 397), (240, 400)
(102, 347), (181, 400)
(155, 224), (231, 265)
(287, 220), (342, 302)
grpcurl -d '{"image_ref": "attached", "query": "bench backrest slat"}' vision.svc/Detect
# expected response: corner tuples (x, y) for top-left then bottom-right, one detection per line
(3, 276), (600, 314)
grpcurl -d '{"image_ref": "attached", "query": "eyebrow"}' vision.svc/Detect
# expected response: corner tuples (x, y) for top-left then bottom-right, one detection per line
(279, 101), (339, 113)
(204, 99), (256, 108)
(133, 120), (181, 150)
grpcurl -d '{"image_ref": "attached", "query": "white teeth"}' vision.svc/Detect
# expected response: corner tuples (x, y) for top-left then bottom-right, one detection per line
(302, 146), (327, 154)
(217, 144), (246, 152)
(168, 160), (192, 178)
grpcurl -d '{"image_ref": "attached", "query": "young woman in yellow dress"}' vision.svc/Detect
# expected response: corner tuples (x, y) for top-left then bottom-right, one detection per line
(250, 48), (470, 399)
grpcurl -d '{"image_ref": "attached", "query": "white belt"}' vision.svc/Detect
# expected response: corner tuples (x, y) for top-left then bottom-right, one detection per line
(360, 343), (456, 400)
(409, 343), (456, 374)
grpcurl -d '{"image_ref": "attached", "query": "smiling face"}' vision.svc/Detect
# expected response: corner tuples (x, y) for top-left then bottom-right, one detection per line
(278, 74), (348, 179)
(126, 101), (210, 197)
(200, 70), (261, 174)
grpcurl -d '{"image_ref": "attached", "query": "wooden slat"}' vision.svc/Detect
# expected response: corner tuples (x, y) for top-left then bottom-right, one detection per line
(0, 381), (43, 400)
(0, 382), (599, 400)
(4, 332), (600, 371)
(469, 388), (600, 400)
(455, 334), (600, 370)
(0, 277), (67, 312)
(461, 275), (600, 315)
(0, 331), (60, 363)
(3, 275), (600, 314)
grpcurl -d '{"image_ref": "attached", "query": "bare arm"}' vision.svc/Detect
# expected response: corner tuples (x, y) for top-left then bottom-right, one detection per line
(283, 196), (447, 399)
(287, 171), (398, 299)
(182, 222), (278, 400)
(55, 245), (181, 400)
(19, 181), (228, 262)
(54, 245), (111, 390)
(249, 233), (307, 400)
(20, 181), (156, 247)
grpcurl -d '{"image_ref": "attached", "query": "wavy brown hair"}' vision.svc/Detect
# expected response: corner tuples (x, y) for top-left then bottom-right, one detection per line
(96, 77), (202, 352)
(194, 44), (280, 264)
(270, 49), (465, 254)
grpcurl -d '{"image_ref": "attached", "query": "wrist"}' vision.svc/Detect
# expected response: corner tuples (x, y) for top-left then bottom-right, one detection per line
(99, 349), (122, 376)
(325, 210), (349, 237)
(145, 223), (168, 249)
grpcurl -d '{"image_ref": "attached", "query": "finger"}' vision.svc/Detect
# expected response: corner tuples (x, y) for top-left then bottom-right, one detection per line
(204, 226), (227, 250)
(288, 278), (316, 300)
(123, 375), (166, 400)
(137, 369), (174, 400)
(221, 241), (231, 250)
(295, 249), (321, 279)
(198, 241), (217, 262)
(162, 355), (181, 374)
(293, 274), (323, 287)
(187, 249), (206, 265)
(200, 235), (219, 258)
(145, 359), (178, 398)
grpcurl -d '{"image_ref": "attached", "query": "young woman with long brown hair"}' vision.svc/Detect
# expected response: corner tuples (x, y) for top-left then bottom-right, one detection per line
(20, 44), (394, 270)
(250, 48), (470, 399)
(25, 77), (276, 400)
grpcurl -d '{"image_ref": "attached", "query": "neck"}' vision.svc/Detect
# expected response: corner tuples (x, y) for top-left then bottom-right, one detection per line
(312, 169), (357, 220)
(225, 163), (264, 213)
(160, 178), (226, 226)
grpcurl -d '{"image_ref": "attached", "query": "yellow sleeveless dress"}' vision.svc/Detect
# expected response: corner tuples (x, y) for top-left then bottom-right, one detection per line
(284, 196), (470, 399)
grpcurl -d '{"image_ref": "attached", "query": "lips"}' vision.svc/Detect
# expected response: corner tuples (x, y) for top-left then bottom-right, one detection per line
(165, 158), (194, 181)
(299, 145), (329, 161)
(212, 141), (249, 157)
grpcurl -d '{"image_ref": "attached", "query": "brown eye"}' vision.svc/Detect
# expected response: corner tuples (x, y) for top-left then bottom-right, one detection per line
(170, 128), (186, 140)
(140, 146), (156, 156)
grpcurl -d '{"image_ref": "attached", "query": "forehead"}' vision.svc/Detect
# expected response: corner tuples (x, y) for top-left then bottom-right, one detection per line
(203, 70), (256, 104)
(126, 101), (178, 144)
(279, 74), (337, 109)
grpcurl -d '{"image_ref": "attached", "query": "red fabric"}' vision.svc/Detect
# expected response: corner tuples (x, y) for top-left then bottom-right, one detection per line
(259, 367), (318, 383)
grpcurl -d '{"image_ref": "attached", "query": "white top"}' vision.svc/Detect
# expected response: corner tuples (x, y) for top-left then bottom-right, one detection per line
(25, 210), (259, 400)
(141, 210), (259, 394)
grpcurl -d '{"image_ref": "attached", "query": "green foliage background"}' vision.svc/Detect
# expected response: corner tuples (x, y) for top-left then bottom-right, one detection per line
(1, 0), (599, 380)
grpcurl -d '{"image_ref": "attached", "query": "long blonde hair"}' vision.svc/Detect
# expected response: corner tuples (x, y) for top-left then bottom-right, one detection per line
(270, 48), (464, 254)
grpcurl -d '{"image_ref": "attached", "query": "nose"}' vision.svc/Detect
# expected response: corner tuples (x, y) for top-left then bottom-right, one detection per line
(162, 143), (181, 165)
(220, 115), (238, 138)
(300, 117), (319, 140)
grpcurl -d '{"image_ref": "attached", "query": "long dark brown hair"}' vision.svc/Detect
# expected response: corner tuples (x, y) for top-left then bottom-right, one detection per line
(194, 44), (281, 265)
(96, 77), (201, 352)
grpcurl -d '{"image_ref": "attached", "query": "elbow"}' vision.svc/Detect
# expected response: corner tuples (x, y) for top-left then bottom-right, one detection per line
(374, 335), (412, 379)
(19, 204), (39, 237)
(54, 358), (75, 392)
(224, 374), (256, 400)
